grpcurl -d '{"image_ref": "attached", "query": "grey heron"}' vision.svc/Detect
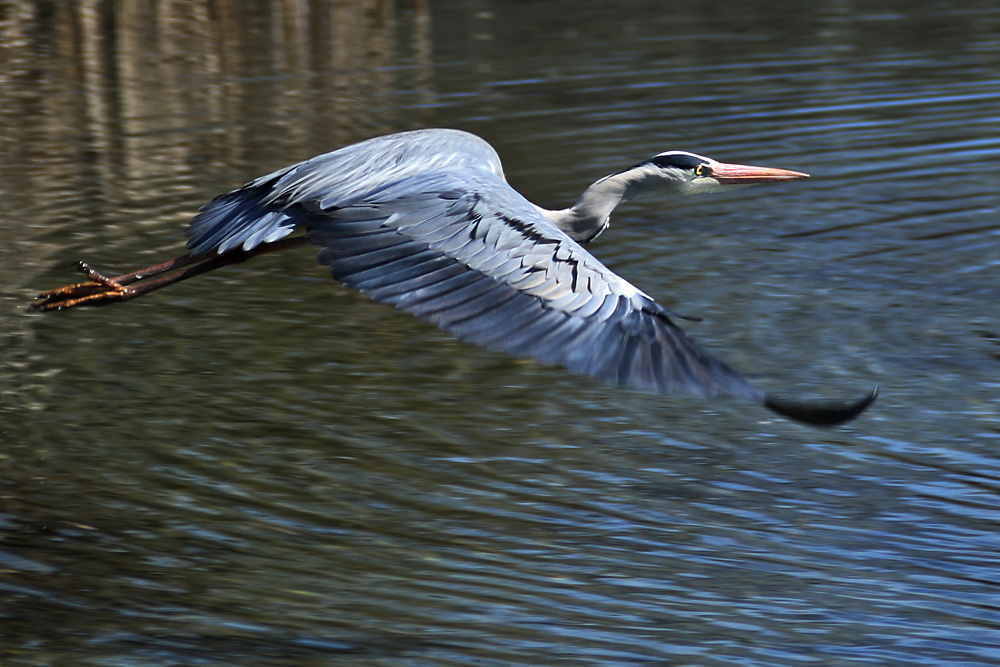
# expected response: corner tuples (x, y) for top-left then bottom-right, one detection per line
(31, 128), (876, 425)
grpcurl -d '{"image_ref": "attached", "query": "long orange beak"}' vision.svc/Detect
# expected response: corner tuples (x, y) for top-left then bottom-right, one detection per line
(710, 162), (809, 185)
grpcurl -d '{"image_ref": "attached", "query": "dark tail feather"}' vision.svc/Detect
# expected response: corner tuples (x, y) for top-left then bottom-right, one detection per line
(764, 386), (878, 426)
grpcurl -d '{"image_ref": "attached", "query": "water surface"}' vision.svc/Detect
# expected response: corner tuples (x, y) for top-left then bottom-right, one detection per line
(2, 1), (1000, 665)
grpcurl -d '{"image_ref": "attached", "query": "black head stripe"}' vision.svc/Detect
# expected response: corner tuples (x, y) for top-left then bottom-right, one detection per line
(648, 153), (708, 171)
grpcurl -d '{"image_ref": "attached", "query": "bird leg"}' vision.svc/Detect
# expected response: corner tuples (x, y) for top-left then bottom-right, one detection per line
(30, 236), (311, 312)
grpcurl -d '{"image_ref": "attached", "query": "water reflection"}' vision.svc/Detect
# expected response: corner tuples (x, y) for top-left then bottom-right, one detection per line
(3, 1), (1000, 666)
(0, 0), (434, 247)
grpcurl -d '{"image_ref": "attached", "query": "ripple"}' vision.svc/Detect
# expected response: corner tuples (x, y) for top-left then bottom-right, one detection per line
(6, 2), (1000, 666)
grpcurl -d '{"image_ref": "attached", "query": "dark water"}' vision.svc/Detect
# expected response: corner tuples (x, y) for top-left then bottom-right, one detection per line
(3, 1), (1000, 665)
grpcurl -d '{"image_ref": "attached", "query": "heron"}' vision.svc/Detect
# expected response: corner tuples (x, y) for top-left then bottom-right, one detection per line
(31, 128), (876, 425)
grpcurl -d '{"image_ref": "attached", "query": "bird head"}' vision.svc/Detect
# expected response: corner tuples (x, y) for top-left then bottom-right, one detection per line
(636, 151), (809, 196)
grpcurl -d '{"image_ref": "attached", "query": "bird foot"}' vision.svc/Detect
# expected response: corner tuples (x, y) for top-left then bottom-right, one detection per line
(29, 261), (131, 312)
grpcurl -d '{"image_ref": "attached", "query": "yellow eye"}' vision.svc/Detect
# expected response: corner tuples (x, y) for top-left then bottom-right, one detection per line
(695, 164), (711, 177)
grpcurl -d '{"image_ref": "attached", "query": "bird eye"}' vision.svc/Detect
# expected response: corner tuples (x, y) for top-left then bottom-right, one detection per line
(695, 164), (711, 177)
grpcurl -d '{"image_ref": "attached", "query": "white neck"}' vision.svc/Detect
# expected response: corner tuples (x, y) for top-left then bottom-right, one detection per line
(538, 165), (684, 244)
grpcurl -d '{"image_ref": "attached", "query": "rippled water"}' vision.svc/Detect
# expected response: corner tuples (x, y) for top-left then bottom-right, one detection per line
(3, 1), (1000, 665)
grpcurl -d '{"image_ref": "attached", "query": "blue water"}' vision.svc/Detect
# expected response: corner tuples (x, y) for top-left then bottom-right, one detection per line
(2, 2), (1000, 665)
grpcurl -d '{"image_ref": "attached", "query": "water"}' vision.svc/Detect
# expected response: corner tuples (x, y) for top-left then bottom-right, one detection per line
(2, 1), (1000, 665)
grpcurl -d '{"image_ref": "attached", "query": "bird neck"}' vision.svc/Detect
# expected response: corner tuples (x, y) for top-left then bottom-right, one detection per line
(540, 166), (667, 244)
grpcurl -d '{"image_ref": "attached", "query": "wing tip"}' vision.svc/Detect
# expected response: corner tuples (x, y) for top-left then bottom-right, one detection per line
(763, 385), (878, 427)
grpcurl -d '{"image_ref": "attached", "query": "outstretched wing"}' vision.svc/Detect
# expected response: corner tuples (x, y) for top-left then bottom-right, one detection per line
(185, 129), (509, 256)
(310, 170), (762, 400)
(184, 129), (761, 402)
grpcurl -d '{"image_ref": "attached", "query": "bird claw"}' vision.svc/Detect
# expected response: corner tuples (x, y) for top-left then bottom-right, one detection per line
(74, 260), (117, 283)
(29, 262), (130, 312)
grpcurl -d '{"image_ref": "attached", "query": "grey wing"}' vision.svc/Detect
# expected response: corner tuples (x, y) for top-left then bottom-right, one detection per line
(179, 130), (874, 423)
(184, 129), (507, 256)
(307, 168), (760, 401)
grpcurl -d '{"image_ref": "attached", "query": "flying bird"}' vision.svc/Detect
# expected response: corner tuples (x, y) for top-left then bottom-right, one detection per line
(31, 128), (876, 425)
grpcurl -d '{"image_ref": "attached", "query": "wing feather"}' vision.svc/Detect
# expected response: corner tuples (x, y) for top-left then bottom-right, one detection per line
(364, 263), (466, 298)
(183, 128), (763, 402)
